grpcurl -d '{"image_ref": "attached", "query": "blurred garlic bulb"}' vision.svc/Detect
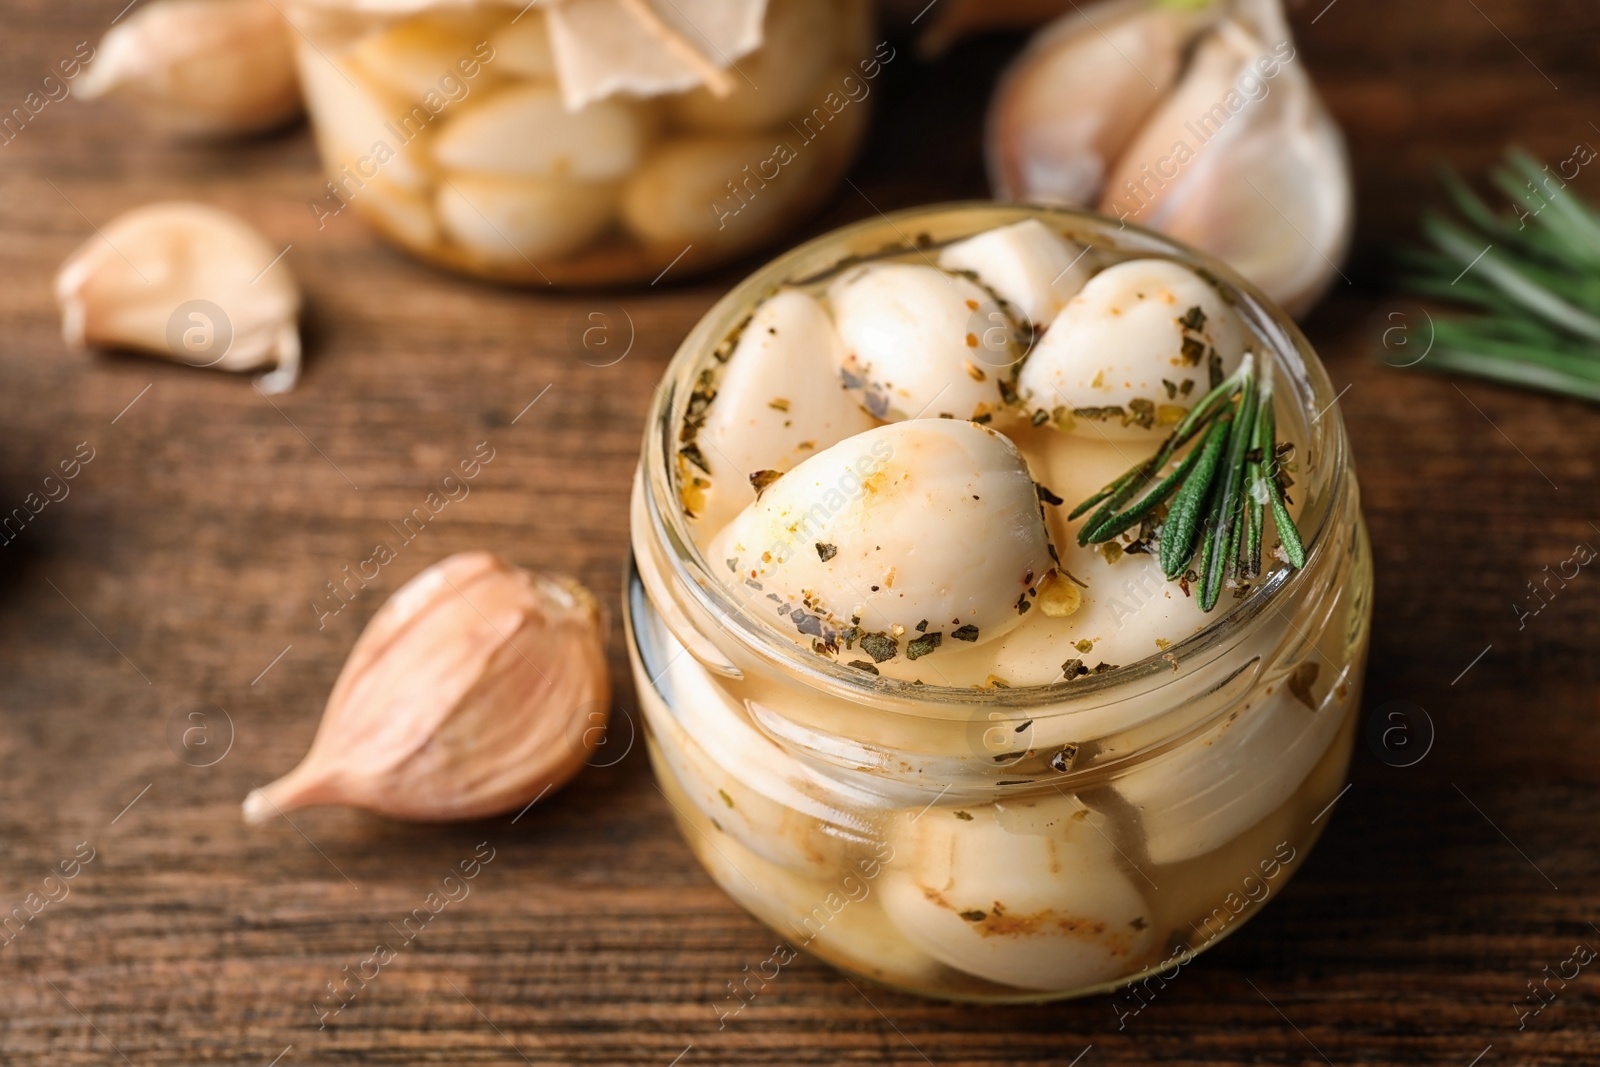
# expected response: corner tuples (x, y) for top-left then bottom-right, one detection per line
(77, 0), (302, 138)
(54, 201), (301, 393)
(243, 553), (610, 825)
(987, 0), (1352, 318)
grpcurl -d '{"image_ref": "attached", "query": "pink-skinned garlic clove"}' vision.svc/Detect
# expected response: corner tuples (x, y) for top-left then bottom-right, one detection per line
(242, 553), (611, 825)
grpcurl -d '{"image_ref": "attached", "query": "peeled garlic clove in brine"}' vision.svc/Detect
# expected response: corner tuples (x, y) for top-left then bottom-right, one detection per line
(54, 201), (301, 393)
(1017, 258), (1244, 439)
(827, 263), (1014, 423)
(880, 797), (1155, 991)
(435, 171), (620, 265)
(1097, 22), (1352, 317)
(650, 640), (871, 878)
(433, 83), (646, 181)
(620, 133), (824, 252)
(690, 289), (877, 535)
(243, 553), (610, 824)
(709, 419), (1057, 665)
(1115, 669), (1349, 865)
(77, 0), (302, 137)
(986, 0), (1209, 205)
(937, 218), (1091, 328)
(347, 10), (504, 103)
(667, 0), (837, 133)
(491, 10), (558, 80)
(293, 47), (430, 192)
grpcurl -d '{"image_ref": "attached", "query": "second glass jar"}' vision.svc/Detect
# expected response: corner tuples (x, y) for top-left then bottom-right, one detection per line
(286, 0), (877, 284)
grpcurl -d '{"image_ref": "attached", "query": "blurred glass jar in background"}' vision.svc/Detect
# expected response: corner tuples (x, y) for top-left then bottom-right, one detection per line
(283, 0), (877, 285)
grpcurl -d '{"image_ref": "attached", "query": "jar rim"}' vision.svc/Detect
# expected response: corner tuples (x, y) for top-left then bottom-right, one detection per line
(640, 201), (1351, 712)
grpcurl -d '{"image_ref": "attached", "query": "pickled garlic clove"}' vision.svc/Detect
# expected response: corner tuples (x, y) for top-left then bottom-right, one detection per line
(293, 49), (430, 191)
(666, 0), (837, 133)
(881, 799), (1155, 991)
(827, 263), (1013, 424)
(709, 420), (1056, 661)
(432, 83), (646, 181)
(491, 12), (558, 80)
(986, 1), (1205, 205)
(937, 218), (1091, 327)
(435, 172), (620, 264)
(621, 134), (825, 250)
(76, 0), (302, 138)
(689, 290), (877, 534)
(53, 201), (301, 393)
(1017, 258), (1244, 438)
(347, 11), (504, 102)
(243, 553), (610, 825)
(1097, 23), (1351, 317)
(1115, 667), (1349, 864)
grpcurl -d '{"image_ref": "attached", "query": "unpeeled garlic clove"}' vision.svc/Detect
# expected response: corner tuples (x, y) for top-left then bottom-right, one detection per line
(987, 1), (1206, 205)
(54, 201), (301, 393)
(243, 553), (610, 825)
(77, 0), (302, 137)
(1098, 22), (1352, 317)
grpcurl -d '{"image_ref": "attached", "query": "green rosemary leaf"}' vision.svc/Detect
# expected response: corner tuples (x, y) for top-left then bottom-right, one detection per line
(1255, 383), (1305, 570)
(1080, 430), (1210, 544)
(1244, 469), (1265, 580)
(1414, 346), (1600, 403)
(1069, 357), (1249, 524)
(1158, 409), (1233, 578)
(1199, 371), (1259, 611)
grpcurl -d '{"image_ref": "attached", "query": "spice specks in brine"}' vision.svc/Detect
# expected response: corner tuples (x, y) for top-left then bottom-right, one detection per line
(815, 542), (837, 562)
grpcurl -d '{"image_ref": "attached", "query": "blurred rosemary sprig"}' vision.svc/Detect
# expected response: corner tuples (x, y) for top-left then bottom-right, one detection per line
(1399, 147), (1600, 401)
(1070, 353), (1305, 612)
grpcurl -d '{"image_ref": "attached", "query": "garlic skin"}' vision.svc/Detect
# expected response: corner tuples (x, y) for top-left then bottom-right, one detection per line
(690, 289), (877, 535)
(54, 201), (301, 394)
(936, 218), (1091, 327)
(880, 797), (1155, 991)
(1017, 258), (1244, 439)
(77, 0), (302, 138)
(243, 553), (609, 825)
(1098, 23), (1352, 317)
(827, 264), (1011, 423)
(709, 419), (1056, 660)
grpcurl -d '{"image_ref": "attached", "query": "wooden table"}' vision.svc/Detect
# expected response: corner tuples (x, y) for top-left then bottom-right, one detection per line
(3, 1), (1597, 1063)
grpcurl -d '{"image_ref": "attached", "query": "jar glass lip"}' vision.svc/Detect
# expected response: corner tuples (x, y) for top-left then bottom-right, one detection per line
(641, 201), (1350, 711)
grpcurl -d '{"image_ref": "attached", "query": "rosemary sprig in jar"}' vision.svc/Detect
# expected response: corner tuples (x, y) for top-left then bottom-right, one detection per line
(1069, 352), (1306, 611)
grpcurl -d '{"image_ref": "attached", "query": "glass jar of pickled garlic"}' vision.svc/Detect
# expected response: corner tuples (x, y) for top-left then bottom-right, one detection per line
(625, 203), (1372, 1001)
(283, 0), (877, 284)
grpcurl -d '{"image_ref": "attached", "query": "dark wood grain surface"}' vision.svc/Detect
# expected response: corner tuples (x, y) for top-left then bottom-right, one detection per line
(2, 0), (1598, 1063)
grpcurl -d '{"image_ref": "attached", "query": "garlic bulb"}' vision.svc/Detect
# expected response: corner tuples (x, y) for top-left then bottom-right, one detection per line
(709, 419), (1057, 664)
(77, 0), (302, 137)
(243, 553), (610, 824)
(1017, 258), (1245, 439)
(54, 201), (301, 393)
(987, 0), (1352, 318)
